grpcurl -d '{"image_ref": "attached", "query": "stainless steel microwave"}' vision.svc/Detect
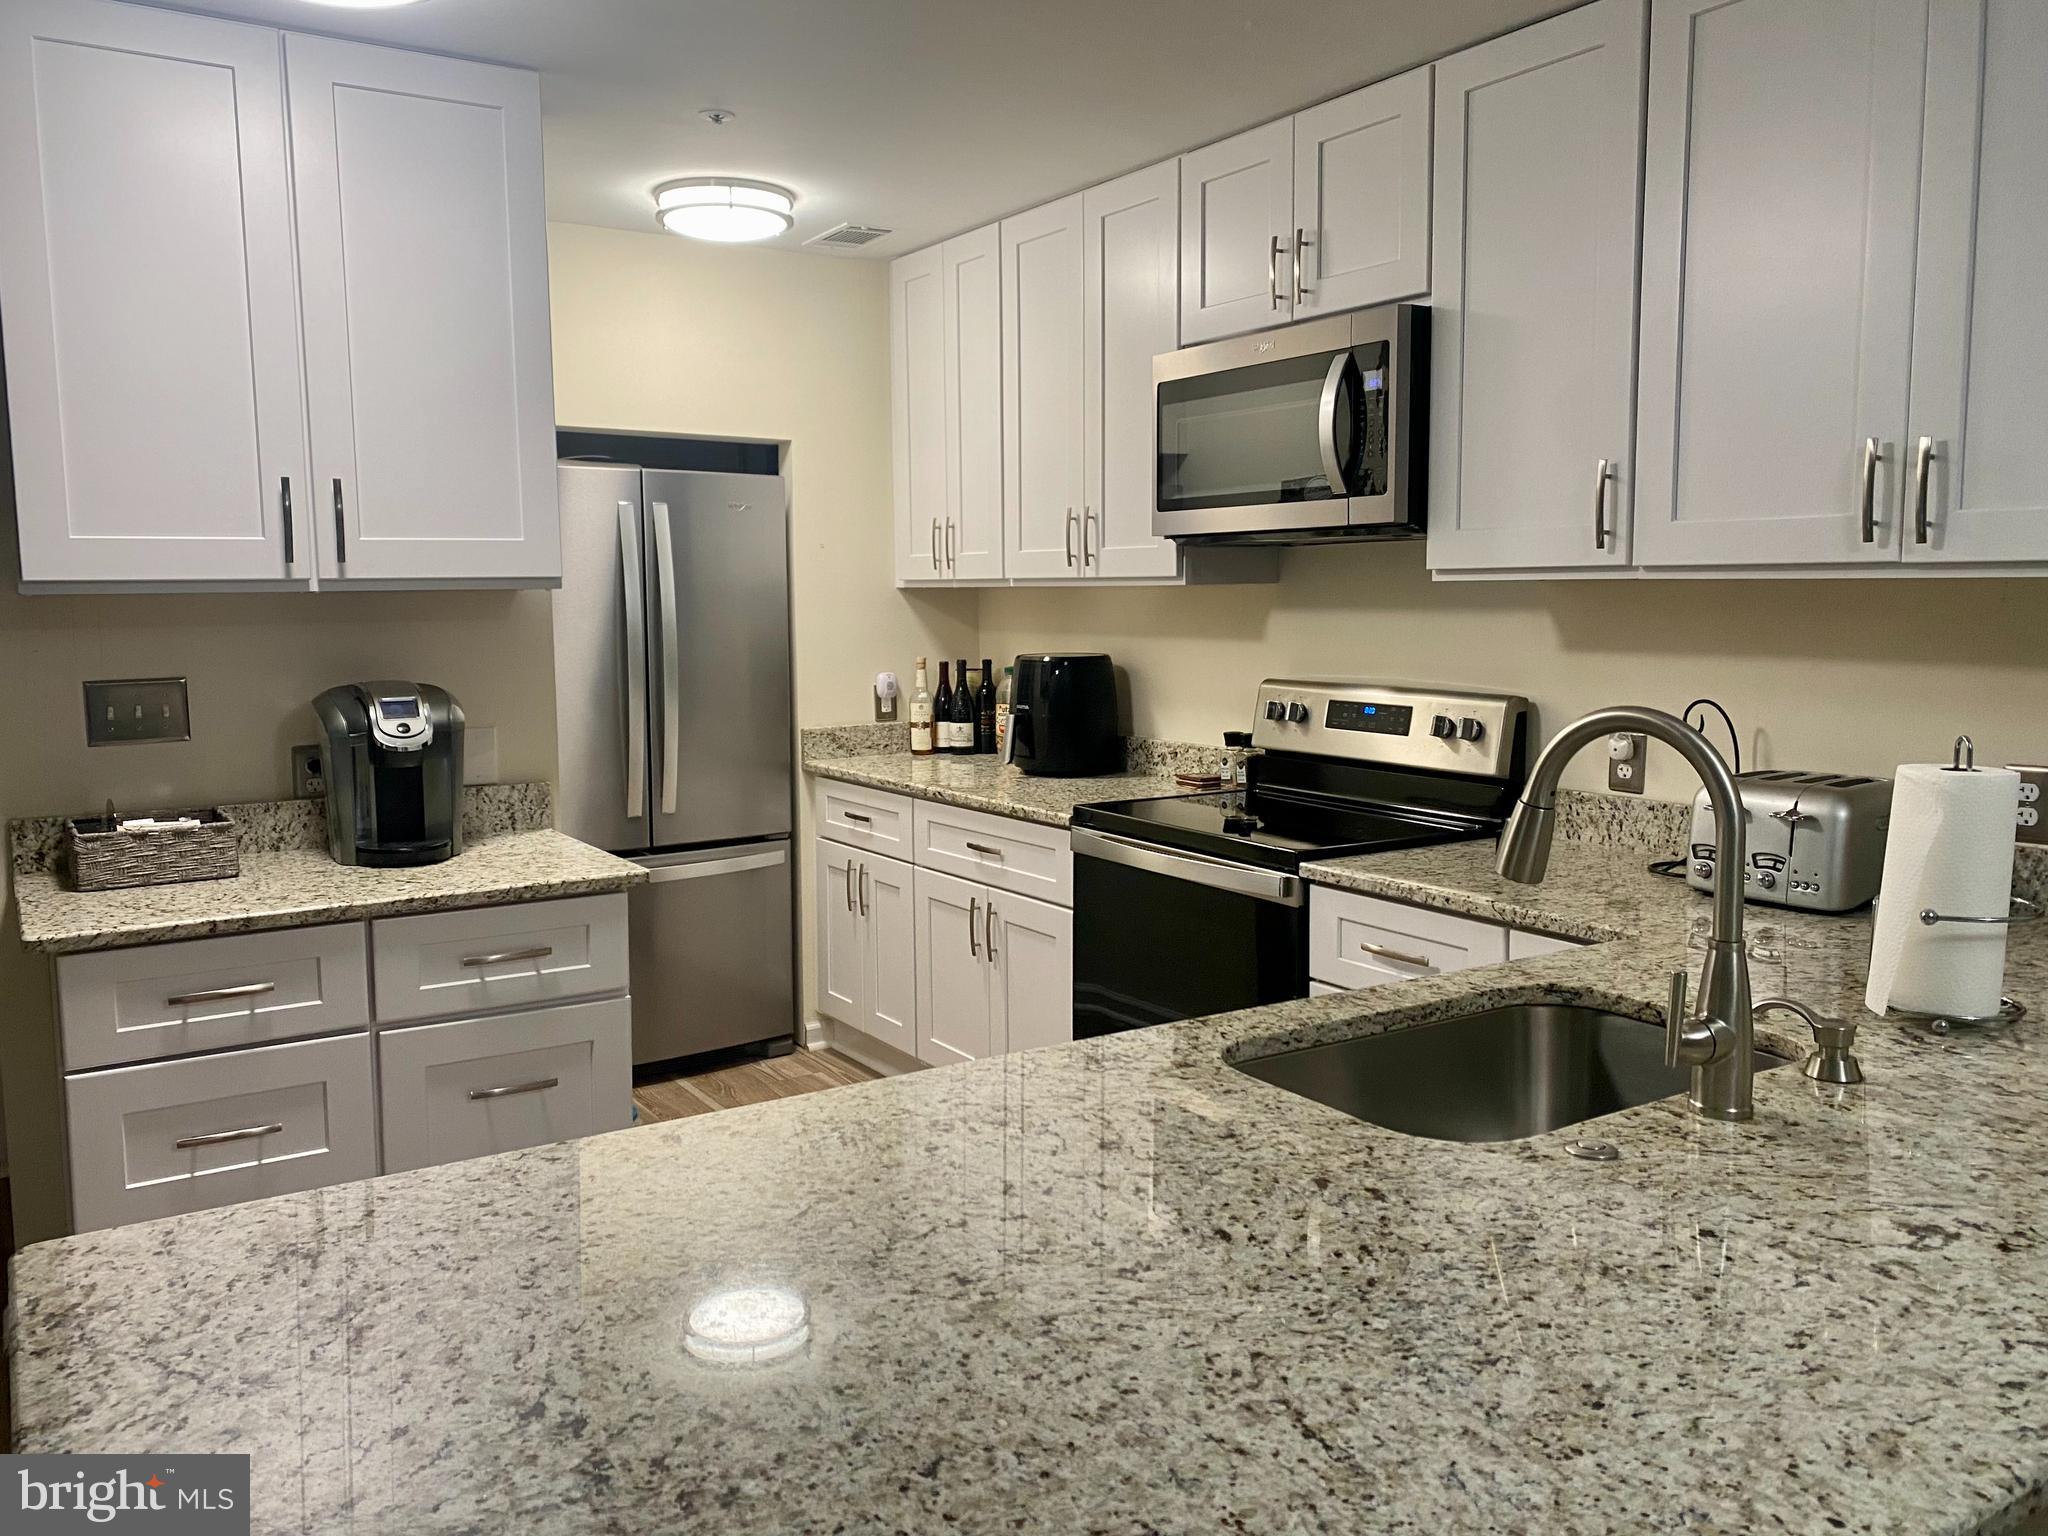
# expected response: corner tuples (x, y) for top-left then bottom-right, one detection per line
(1152, 303), (1426, 543)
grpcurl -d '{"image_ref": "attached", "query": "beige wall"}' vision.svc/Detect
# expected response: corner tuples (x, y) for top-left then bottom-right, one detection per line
(981, 544), (2048, 800)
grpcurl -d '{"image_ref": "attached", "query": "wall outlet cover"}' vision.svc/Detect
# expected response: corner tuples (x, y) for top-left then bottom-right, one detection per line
(291, 744), (325, 800)
(1607, 733), (1647, 795)
(2015, 765), (2047, 846)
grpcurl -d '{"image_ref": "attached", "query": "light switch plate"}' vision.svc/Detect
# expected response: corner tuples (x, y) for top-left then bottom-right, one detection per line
(2014, 765), (2046, 846)
(83, 677), (190, 746)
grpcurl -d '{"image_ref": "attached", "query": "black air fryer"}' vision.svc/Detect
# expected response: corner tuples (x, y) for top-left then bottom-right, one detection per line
(1004, 654), (1121, 776)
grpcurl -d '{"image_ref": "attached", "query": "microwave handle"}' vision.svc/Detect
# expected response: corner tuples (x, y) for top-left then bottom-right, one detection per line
(1317, 350), (1355, 496)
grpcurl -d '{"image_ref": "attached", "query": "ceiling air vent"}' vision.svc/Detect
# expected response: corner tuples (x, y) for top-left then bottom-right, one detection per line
(803, 222), (891, 253)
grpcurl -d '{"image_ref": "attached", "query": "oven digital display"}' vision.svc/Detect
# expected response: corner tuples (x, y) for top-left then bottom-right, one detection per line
(1325, 700), (1412, 736)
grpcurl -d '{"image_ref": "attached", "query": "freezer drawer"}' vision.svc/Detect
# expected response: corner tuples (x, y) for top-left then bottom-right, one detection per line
(629, 841), (794, 1064)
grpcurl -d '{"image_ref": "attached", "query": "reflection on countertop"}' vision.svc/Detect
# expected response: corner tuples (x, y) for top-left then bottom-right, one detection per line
(11, 840), (2048, 1535)
(804, 749), (1188, 828)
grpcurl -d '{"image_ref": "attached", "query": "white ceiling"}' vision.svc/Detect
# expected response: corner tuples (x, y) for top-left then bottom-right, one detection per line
(150, 0), (1577, 258)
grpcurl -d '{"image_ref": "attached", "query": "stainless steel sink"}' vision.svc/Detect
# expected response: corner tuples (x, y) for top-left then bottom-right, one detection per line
(1233, 1004), (1794, 1143)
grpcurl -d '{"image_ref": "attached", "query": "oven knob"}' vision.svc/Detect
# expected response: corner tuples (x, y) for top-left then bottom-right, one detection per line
(1285, 701), (1310, 724)
(1755, 870), (1777, 891)
(1457, 717), (1486, 742)
(1265, 700), (1286, 721)
(1430, 714), (1458, 739)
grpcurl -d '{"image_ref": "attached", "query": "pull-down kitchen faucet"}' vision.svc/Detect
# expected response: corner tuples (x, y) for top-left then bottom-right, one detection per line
(1495, 706), (1758, 1121)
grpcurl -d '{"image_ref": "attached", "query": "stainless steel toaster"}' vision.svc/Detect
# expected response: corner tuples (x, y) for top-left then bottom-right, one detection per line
(1685, 770), (1893, 913)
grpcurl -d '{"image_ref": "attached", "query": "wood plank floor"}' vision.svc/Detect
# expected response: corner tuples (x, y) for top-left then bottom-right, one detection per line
(632, 1046), (879, 1124)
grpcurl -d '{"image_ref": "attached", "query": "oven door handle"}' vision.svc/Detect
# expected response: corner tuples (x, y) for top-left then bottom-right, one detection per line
(1072, 828), (1304, 908)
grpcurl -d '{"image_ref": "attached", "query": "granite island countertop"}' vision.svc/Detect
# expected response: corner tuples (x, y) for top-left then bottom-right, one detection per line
(11, 842), (2048, 1535)
(804, 749), (1188, 827)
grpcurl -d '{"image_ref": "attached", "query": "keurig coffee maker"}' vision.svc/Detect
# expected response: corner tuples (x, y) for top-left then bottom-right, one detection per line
(312, 682), (465, 866)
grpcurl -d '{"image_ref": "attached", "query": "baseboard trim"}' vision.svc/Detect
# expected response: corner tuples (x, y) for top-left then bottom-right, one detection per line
(815, 1020), (919, 1077)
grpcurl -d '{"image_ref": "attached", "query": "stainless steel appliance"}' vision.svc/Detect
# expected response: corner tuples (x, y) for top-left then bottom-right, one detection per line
(554, 461), (795, 1065)
(1684, 769), (1893, 913)
(1153, 304), (1426, 544)
(312, 681), (464, 867)
(1071, 679), (1527, 1037)
(1003, 653), (1121, 776)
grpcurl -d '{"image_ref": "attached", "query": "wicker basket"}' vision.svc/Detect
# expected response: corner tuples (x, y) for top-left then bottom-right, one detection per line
(66, 809), (240, 892)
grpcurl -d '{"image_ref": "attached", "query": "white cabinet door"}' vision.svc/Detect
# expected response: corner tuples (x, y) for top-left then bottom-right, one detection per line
(1083, 161), (1183, 580)
(817, 838), (867, 1027)
(1292, 66), (1432, 318)
(0, 0), (309, 585)
(1634, 0), (1928, 568)
(913, 867), (995, 1067)
(1308, 889), (1508, 990)
(991, 890), (1072, 1055)
(1904, 0), (2048, 565)
(287, 36), (559, 585)
(1003, 196), (1088, 579)
(943, 224), (1006, 580)
(861, 851), (919, 1056)
(1179, 118), (1296, 342)
(891, 244), (948, 581)
(1426, 0), (1648, 574)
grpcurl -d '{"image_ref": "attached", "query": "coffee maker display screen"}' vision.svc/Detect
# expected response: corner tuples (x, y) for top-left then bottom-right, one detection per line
(378, 698), (420, 719)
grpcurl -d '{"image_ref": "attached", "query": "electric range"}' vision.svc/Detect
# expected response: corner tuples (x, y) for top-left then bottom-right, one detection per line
(1070, 679), (1529, 1038)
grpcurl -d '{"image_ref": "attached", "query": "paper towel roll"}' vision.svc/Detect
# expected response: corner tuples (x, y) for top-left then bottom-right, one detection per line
(1865, 761), (2019, 1019)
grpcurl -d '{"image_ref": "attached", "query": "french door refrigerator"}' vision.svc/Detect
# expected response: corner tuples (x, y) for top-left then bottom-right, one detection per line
(554, 462), (795, 1065)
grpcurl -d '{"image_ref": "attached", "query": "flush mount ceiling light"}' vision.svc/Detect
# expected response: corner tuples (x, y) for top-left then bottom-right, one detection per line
(654, 178), (796, 243)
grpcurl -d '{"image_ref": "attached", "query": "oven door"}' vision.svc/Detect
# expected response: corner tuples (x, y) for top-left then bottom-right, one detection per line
(1071, 830), (1308, 1039)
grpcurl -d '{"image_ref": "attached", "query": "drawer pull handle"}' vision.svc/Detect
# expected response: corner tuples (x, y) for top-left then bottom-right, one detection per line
(461, 946), (554, 968)
(842, 811), (873, 824)
(1358, 941), (1432, 969)
(470, 1077), (559, 1101)
(166, 981), (276, 1007)
(964, 841), (1005, 857)
(175, 1121), (283, 1150)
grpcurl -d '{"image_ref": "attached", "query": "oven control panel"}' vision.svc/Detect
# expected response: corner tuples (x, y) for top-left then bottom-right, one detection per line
(1250, 679), (1528, 779)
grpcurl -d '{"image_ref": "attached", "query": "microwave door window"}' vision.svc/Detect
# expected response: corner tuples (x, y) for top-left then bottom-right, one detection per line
(1157, 352), (1352, 513)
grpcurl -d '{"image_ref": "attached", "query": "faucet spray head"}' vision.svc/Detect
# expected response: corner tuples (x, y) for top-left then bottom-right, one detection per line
(1496, 800), (1556, 885)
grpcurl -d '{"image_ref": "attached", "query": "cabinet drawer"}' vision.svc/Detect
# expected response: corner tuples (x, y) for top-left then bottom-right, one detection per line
(65, 1031), (376, 1233)
(370, 894), (627, 1024)
(812, 779), (914, 855)
(1309, 889), (1507, 990)
(56, 923), (370, 1071)
(913, 801), (1072, 907)
(377, 996), (632, 1174)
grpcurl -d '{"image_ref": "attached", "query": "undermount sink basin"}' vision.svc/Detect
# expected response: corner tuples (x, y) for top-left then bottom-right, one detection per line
(1233, 1003), (1793, 1143)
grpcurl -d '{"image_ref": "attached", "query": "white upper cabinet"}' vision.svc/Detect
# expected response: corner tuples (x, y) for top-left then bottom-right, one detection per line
(1179, 119), (1297, 342)
(0, 0), (309, 586)
(1291, 67), (1432, 318)
(1427, 0), (1648, 574)
(287, 36), (558, 585)
(1003, 196), (1088, 578)
(1634, 0), (1929, 568)
(1083, 161), (1183, 579)
(889, 244), (948, 581)
(1904, 0), (2048, 565)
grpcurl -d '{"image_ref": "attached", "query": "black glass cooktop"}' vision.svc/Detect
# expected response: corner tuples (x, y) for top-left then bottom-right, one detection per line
(1071, 789), (1492, 874)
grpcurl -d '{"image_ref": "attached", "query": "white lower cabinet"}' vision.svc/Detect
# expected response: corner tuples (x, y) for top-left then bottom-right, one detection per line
(913, 866), (1073, 1066)
(816, 837), (917, 1058)
(65, 1031), (377, 1233)
(377, 996), (632, 1174)
(1309, 887), (1583, 992)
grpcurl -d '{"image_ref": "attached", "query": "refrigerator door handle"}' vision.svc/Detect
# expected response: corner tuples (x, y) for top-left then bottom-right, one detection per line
(651, 501), (682, 815)
(618, 500), (648, 821)
(640, 846), (789, 884)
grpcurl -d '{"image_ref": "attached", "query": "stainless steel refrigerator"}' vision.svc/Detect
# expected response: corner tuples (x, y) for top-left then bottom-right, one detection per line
(553, 461), (795, 1065)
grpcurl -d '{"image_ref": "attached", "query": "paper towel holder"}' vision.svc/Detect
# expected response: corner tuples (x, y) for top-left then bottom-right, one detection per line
(1886, 996), (2027, 1035)
(1946, 735), (1977, 772)
(1918, 895), (2040, 928)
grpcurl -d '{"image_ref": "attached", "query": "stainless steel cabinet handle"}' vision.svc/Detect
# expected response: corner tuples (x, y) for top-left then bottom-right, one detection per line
(460, 946), (554, 968)
(842, 810), (873, 824)
(1293, 227), (1309, 305)
(1912, 435), (1935, 545)
(945, 518), (956, 570)
(469, 1078), (558, 1101)
(846, 860), (856, 911)
(1592, 458), (1612, 551)
(964, 841), (1004, 857)
(1082, 507), (1096, 567)
(175, 1122), (282, 1150)
(652, 502), (681, 814)
(969, 896), (981, 957)
(986, 901), (999, 962)
(332, 479), (347, 567)
(1065, 508), (1078, 568)
(859, 864), (870, 916)
(1358, 941), (1432, 970)
(280, 478), (294, 569)
(931, 518), (941, 572)
(1860, 436), (1883, 544)
(1268, 235), (1283, 309)
(166, 981), (276, 1008)
(618, 500), (648, 820)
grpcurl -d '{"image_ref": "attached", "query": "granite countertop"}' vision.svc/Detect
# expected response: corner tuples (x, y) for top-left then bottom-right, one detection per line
(12, 831), (647, 954)
(804, 750), (1188, 828)
(13, 843), (2048, 1534)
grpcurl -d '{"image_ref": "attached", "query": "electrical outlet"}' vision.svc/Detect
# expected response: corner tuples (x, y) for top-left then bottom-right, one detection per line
(1607, 732), (1647, 795)
(2016, 765), (2047, 846)
(291, 744), (325, 800)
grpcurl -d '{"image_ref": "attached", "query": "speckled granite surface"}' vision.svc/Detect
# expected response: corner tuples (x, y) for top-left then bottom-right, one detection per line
(799, 722), (908, 760)
(12, 837), (2048, 1534)
(805, 751), (1186, 828)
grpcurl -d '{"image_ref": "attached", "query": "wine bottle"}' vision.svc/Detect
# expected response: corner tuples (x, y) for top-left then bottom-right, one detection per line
(948, 657), (976, 754)
(908, 657), (934, 757)
(994, 666), (1014, 760)
(933, 662), (954, 755)
(976, 659), (997, 754)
